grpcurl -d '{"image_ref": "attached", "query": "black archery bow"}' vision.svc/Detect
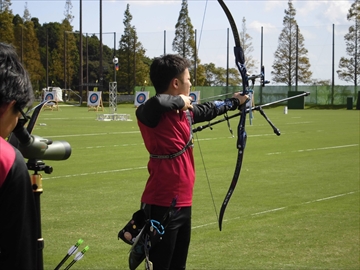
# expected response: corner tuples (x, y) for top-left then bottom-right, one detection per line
(194, 0), (310, 231)
(217, 0), (249, 231)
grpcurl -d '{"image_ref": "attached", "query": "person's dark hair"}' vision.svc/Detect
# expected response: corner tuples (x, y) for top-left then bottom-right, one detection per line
(0, 42), (34, 110)
(150, 54), (191, 94)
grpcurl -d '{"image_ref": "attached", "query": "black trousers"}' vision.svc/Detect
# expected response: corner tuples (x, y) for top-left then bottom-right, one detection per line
(143, 204), (191, 270)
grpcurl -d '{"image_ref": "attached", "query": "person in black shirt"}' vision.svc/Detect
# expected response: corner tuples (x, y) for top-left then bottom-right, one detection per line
(0, 42), (37, 269)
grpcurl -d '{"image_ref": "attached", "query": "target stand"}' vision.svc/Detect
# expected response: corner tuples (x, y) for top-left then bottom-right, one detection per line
(87, 91), (104, 111)
(43, 100), (58, 111)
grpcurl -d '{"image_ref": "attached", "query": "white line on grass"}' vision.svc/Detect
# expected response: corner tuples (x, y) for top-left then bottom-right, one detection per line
(45, 131), (140, 138)
(267, 144), (359, 155)
(42, 166), (147, 180)
(191, 191), (358, 230)
(285, 121), (312, 125)
(251, 207), (286, 216)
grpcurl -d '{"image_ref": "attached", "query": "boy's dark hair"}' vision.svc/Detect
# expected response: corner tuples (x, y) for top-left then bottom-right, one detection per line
(0, 42), (34, 110)
(150, 54), (191, 94)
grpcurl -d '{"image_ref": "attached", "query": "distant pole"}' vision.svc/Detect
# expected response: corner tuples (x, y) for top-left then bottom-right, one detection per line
(260, 26), (263, 104)
(355, 17), (358, 97)
(46, 29), (49, 87)
(21, 26), (23, 63)
(296, 24), (299, 92)
(331, 24), (335, 105)
(133, 33), (136, 89)
(114, 31), (116, 82)
(226, 28), (229, 89)
(194, 29), (197, 86)
(99, 0), (103, 91)
(164, 30), (166, 55)
(79, 0), (83, 102)
(86, 34), (89, 92)
(64, 31), (66, 89)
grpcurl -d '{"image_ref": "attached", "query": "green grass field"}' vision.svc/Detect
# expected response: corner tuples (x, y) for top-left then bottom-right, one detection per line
(30, 104), (359, 269)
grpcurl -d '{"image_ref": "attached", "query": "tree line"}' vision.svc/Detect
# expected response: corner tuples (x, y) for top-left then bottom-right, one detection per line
(0, 0), (359, 95)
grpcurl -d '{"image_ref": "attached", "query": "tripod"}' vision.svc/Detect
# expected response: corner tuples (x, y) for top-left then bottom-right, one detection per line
(27, 159), (53, 270)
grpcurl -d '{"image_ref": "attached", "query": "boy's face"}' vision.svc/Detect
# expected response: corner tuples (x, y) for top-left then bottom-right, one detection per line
(0, 102), (21, 139)
(177, 68), (192, 96)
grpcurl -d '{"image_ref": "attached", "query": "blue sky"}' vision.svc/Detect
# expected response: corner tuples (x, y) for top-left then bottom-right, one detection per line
(8, 0), (354, 84)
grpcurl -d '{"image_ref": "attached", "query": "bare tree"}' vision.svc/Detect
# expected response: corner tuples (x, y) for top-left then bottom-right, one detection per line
(118, 4), (148, 94)
(271, 0), (312, 86)
(337, 0), (360, 87)
(240, 17), (257, 75)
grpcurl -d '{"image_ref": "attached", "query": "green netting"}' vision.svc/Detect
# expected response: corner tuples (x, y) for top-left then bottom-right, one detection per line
(134, 85), (359, 106)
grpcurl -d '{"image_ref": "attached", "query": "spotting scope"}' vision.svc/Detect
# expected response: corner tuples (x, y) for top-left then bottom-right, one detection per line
(8, 101), (71, 161)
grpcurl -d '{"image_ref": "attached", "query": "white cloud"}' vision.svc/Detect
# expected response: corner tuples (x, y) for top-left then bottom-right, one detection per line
(130, 0), (179, 7)
(250, 21), (278, 34)
(264, 1), (287, 12)
(297, 1), (352, 25)
(322, 1), (351, 24)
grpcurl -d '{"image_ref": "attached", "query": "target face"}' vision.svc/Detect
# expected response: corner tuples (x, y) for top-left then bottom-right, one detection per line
(89, 93), (99, 104)
(136, 93), (147, 104)
(45, 92), (54, 100)
(189, 93), (197, 103)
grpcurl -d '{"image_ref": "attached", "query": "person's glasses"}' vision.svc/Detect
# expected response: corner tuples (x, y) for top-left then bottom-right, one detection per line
(17, 106), (30, 126)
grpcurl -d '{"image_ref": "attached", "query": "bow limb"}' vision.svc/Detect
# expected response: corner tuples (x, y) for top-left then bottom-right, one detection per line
(218, 104), (247, 231)
(217, 0), (249, 231)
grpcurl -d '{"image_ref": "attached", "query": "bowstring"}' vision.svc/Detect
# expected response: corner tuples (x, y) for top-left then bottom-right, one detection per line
(197, 0), (208, 52)
(193, 0), (219, 222)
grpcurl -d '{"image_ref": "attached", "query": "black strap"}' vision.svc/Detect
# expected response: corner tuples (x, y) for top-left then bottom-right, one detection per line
(150, 110), (193, 159)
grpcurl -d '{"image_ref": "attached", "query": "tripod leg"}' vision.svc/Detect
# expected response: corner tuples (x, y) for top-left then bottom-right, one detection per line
(31, 173), (44, 270)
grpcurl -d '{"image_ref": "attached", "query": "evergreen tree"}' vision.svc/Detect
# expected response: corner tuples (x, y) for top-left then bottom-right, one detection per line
(203, 63), (241, 86)
(64, 0), (74, 24)
(57, 19), (78, 90)
(228, 67), (242, 86)
(49, 0), (78, 89)
(271, 0), (312, 86)
(12, 14), (24, 57)
(118, 4), (148, 94)
(337, 0), (360, 86)
(203, 63), (224, 86)
(36, 22), (62, 88)
(0, 0), (15, 44)
(172, 0), (204, 85)
(240, 17), (257, 75)
(12, 3), (43, 90)
(172, 0), (195, 59)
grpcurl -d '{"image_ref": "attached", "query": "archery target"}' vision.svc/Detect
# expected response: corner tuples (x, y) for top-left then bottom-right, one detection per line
(90, 93), (99, 103)
(134, 92), (149, 106)
(136, 93), (146, 103)
(44, 92), (54, 101)
(87, 91), (101, 106)
(189, 91), (200, 104)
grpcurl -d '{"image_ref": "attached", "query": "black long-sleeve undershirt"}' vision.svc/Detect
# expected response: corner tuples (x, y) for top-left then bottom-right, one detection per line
(136, 94), (240, 128)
